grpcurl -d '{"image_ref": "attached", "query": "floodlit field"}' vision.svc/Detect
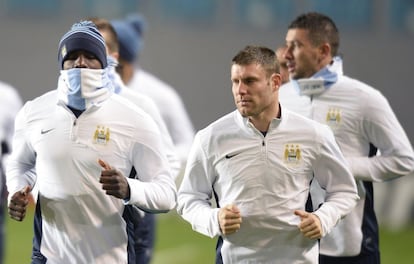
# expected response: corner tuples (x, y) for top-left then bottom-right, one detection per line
(4, 206), (216, 264)
(5, 206), (414, 264)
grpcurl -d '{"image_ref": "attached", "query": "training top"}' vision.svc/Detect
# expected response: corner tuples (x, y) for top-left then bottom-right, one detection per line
(128, 69), (195, 162)
(279, 73), (414, 257)
(177, 108), (359, 264)
(6, 90), (176, 264)
(0, 81), (22, 149)
(115, 72), (181, 179)
(0, 81), (22, 196)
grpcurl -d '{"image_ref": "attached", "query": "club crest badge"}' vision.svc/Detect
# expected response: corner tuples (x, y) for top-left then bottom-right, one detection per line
(284, 144), (301, 165)
(93, 125), (110, 145)
(61, 44), (67, 60)
(326, 107), (341, 129)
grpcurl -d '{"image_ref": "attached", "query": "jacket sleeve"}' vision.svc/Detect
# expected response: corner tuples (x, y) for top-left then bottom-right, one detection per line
(138, 93), (182, 181)
(6, 102), (37, 203)
(126, 115), (177, 212)
(176, 133), (221, 238)
(347, 90), (414, 182)
(312, 125), (359, 236)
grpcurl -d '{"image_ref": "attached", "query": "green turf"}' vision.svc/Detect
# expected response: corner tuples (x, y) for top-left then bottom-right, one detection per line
(4, 205), (34, 263)
(4, 206), (414, 264)
(152, 212), (216, 264)
(379, 227), (414, 264)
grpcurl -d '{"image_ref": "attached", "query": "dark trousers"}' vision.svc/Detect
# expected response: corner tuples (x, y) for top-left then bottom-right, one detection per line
(134, 213), (156, 264)
(320, 252), (380, 264)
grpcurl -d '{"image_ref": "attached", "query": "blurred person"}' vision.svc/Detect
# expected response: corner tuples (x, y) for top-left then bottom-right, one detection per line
(280, 12), (414, 263)
(6, 20), (176, 264)
(177, 45), (359, 263)
(90, 17), (181, 264)
(275, 45), (289, 84)
(374, 174), (414, 230)
(0, 80), (22, 263)
(111, 14), (195, 164)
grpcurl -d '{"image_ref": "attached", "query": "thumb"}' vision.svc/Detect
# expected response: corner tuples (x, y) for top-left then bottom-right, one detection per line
(226, 204), (240, 213)
(294, 210), (309, 219)
(98, 159), (112, 170)
(21, 185), (31, 196)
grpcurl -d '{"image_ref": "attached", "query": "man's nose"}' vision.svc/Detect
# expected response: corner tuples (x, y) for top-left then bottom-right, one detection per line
(237, 82), (247, 94)
(74, 54), (88, 68)
(283, 46), (292, 60)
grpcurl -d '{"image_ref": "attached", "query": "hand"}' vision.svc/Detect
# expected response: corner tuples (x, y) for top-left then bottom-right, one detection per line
(294, 210), (322, 239)
(8, 186), (31, 221)
(218, 204), (242, 235)
(98, 159), (130, 200)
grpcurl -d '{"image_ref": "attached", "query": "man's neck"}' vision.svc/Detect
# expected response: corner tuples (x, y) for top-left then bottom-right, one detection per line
(249, 103), (280, 132)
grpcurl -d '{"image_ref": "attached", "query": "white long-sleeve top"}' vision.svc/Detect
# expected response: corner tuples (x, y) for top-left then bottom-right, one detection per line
(115, 72), (181, 180)
(128, 69), (195, 163)
(0, 81), (22, 197)
(279, 72), (414, 256)
(0, 81), (22, 150)
(177, 108), (358, 264)
(6, 90), (176, 264)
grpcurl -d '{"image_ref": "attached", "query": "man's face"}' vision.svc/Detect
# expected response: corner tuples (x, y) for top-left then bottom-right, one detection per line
(63, 50), (102, 70)
(231, 63), (277, 118)
(284, 28), (322, 80)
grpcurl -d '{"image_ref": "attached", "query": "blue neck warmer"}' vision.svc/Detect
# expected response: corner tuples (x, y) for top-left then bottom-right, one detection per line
(107, 55), (123, 94)
(57, 67), (113, 111)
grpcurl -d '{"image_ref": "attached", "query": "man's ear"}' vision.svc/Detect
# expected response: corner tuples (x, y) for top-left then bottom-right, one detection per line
(112, 52), (119, 61)
(272, 73), (282, 91)
(318, 43), (331, 63)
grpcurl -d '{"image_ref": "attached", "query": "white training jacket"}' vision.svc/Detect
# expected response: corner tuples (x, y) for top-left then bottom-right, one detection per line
(0, 81), (22, 194)
(279, 73), (414, 256)
(116, 73), (181, 180)
(128, 69), (195, 163)
(177, 108), (359, 264)
(0, 81), (22, 149)
(6, 90), (176, 264)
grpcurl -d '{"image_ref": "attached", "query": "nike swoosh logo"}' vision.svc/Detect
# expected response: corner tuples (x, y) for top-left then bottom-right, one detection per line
(225, 153), (240, 159)
(41, 128), (55, 134)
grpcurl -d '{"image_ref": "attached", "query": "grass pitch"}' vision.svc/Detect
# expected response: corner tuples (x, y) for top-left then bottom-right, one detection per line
(5, 206), (414, 264)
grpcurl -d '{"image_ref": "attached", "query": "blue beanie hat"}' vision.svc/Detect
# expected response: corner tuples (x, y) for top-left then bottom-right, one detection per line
(58, 20), (107, 69)
(111, 14), (146, 63)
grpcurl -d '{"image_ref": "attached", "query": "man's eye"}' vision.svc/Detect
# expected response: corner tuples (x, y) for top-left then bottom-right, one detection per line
(85, 54), (97, 60)
(66, 55), (77, 60)
(245, 79), (254, 84)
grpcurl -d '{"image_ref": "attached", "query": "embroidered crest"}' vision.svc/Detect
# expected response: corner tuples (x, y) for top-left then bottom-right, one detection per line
(326, 107), (341, 129)
(283, 144), (301, 165)
(93, 125), (110, 145)
(61, 44), (67, 60)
